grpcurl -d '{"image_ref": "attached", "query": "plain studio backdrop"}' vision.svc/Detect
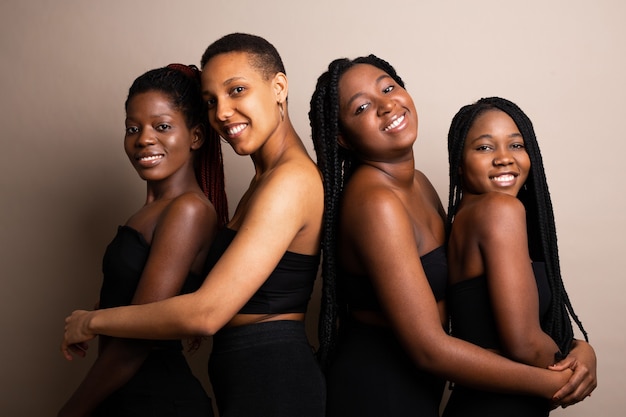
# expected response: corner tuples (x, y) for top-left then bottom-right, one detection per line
(1, 1), (623, 415)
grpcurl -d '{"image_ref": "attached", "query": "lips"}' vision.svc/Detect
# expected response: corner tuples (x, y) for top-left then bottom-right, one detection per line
(224, 123), (248, 137)
(383, 113), (406, 132)
(135, 153), (164, 167)
(490, 173), (517, 186)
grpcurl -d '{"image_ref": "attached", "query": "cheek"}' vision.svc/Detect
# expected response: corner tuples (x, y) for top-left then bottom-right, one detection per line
(123, 138), (133, 157)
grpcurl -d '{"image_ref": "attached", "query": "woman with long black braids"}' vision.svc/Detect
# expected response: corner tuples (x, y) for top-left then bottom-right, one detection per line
(309, 55), (596, 416)
(443, 97), (595, 416)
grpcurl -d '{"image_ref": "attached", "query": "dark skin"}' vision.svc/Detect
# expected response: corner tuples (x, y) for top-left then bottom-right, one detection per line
(61, 53), (323, 354)
(335, 63), (594, 404)
(58, 91), (218, 417)
(447, 109), (596, 401)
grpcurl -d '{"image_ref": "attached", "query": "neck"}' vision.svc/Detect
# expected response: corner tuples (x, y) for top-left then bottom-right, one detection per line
(359, 149), (416, 188)
(251, 120), (304, 176)
(145, 167), (201, 204)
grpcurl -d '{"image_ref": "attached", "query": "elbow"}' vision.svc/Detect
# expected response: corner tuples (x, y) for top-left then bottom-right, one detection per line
(402, 333), (450, 374)
(187, 308), (229, 337)
(504, 339), (548, 367)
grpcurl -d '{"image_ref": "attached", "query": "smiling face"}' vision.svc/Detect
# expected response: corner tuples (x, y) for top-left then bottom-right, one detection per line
(461, 109), (530, 197)
(337, 63), (417, 161)
(200, 51), (285, 156)
(124, 90), (201, 182)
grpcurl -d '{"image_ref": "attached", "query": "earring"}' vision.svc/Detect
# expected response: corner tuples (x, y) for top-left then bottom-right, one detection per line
(278, 101), (284, 122)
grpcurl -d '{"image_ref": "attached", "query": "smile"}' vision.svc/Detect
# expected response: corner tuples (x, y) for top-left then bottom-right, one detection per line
(383, 114), (405, 131)
(138, 154), (163, 162)
(490, 174), (516, 185)
(226, 123), (247, 136)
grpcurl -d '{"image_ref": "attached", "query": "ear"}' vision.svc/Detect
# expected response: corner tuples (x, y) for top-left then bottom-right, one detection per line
(273, 72), (288, 103)
(337, 132), (350, 150)
(190, 126), (205, 150)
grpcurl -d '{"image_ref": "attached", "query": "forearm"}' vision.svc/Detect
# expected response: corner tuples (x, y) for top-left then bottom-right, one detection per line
(58, 338), (151, 417)
(88, 292), (216, 340)
(412, 334), (569, 399)
(506, 332), (561, 368)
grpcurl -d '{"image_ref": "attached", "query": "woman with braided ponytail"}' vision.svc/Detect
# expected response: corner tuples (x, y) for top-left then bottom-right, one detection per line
(309, 56), (596, 417)
(58, 64), (227, 417)
(443, 97), (596, 416)
(62, 33), (326, 417)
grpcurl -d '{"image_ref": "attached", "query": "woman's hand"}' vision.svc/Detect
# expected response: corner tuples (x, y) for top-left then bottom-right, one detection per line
(550, 339), (597, 407)
(62, 310), (96, 361)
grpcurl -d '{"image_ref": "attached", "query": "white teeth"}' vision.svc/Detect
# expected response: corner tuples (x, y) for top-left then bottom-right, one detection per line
(384, 115), (405, 131)
(226, 124), (247, 135)
(140, 155), (163, 161)
(491, 174), (515, 182)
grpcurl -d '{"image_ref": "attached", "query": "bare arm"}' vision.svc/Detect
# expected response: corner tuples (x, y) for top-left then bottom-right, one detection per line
(62, 163), (322, 349)
(477, 194), (561, 367)
(59, 195), (217, 416)
(341, 186), (570, 399)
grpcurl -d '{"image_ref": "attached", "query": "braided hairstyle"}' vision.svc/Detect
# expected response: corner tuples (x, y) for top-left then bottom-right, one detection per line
(309, 55), (405, 370)
(446, 97), (587, 357)
(200, 33), (286, 80)
(125, 64), (228, 225)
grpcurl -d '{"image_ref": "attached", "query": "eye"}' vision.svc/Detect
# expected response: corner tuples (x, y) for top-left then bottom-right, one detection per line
(231, 86), (245, 96)
(206, 97), (217, 109)
(355, 102), (370, 115)
(511, 142), (525, 150)
(475, 144), (493, 151)
(125, 126), (139, 135)
(383, 85), (394, 94)
(156, 124), (171, 132)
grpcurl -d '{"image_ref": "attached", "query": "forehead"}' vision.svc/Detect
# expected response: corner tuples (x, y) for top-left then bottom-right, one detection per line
(468, 109), (519, 135)
(339, 64), (388, 93)
(200, 52), (265, 91)
(126, 90), (176, 114)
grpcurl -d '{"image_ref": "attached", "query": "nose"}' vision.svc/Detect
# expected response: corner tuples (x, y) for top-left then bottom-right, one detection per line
(493, 148), (513, 166)
(136, 128), (156, 147)
(215, 98), (234, 122)
(377, 97), (395, 116)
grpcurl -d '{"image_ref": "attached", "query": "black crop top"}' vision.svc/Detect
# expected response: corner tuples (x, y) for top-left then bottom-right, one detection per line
(98, 226), (205, 348)
(203, 227), (320, 314)
(447, 261), (551, 350)
(341, 246), (448, 311)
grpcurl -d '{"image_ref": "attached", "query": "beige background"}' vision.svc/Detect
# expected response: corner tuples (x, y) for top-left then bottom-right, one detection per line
(1, 0), (623, 415)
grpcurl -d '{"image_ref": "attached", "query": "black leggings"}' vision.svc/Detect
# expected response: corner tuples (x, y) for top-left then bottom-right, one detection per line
(442, 384), (549, 417)
(208, 320), (325, 417)
(326, 320), (444, 417)
(94, 348), (213, 417)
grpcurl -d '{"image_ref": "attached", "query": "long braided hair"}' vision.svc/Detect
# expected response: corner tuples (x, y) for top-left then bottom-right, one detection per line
(446, 97), (587, 357)
(309, 54), (405, 370)
(125, 64), (228, 225)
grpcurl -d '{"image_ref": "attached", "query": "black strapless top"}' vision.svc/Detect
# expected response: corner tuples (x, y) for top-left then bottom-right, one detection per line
(341, 246), (448, 311)
(447, 261), (551, 349)
(203, 227), (320, 314)
(99, 226), (205, 348)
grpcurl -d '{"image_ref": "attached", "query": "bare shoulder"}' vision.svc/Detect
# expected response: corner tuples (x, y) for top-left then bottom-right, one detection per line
(342, 169), (405, 225)
(467, 192), (526, 238)
(259, 154), (323, 206)
(477, 191), (525, 216)
(157, 191), (218, 233)
(166, 192), (216, 218)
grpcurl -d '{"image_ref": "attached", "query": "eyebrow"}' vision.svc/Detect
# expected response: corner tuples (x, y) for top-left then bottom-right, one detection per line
(202, 76), (247, 96)
(345, 74), (392, 108)
(468, 132), (523, 144)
